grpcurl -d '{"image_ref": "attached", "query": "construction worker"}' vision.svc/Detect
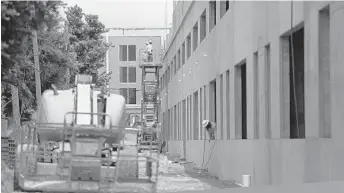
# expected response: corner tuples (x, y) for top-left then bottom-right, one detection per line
(146, 40), (153, 62)
(202, 120), (216, 142)
(143, 41), (149, 62)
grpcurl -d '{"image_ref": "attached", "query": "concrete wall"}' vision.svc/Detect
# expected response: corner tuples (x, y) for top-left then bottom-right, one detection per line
(163, 1), (344, 187)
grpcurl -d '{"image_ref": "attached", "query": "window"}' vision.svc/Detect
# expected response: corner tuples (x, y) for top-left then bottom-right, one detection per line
(128, 45), (136, 61)
(119, 45), (136, 61)
(209, 1), (216, 32)
(177, 49), (181, 70)
(235, 61), (247, 139)
(226, 70), (230, 139)
(167, 65), (170, 83)
(220, 0), (230, 18)
(128, 88), (136, 104)
(253, 52), (259, 139)
(128, 67), (136, 82)
(187, 33), (191, 59)
(120, 67), (136, 83)
(119, 88), (128, 101)
(281, 27), (305, 139)
(173, 56), (177, 75)
(319, 6), (331, 138)
(193, 91), (199, 140)
(200, 10), (207, 42)
(193, 22), (198, 51)
(182, 42), (186, 65)
(120, 88), (137, 104)
(265, 44), (271, 139)
(119, 45), (128, 61)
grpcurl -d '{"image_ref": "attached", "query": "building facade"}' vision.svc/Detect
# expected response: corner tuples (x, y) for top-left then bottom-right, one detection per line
(160, 1), (344, 187)
(106, 36), (161, 125)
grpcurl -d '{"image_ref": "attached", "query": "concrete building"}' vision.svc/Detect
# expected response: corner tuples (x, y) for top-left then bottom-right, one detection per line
(106, 36), (161, 125)
(160, 1), (344, 187)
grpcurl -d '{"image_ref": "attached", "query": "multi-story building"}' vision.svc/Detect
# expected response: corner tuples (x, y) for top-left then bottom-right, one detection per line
(160, 1), (344, 187)
(106, 36), (161, 126)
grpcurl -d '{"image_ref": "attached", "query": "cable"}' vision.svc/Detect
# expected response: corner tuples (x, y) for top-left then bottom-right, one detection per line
(200, 128), (217, 170)
(290, 0), (300, 138)
(204, 139), (216, 169)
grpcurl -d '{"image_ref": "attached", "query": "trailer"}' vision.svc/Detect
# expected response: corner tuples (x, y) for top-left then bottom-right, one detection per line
(15, 74), (160, 193)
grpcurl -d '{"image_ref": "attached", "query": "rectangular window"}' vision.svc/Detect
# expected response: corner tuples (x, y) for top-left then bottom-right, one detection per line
(182, 99), (187, 140)
(220, 74), (224, 139)
(119, 88), (128, 101)
(119, 88), (136, 104)
(199, 87), (203, 140)
(200, 10), (207, 42)
(182, 42), (186, 65)
(177, 49), (181, 70)
(265, 44), (271, 139)
(209, 1), (216, 32)
(187, 33), (191, 59)
(193, 22), (198, 51)
(280, 27), (305, 139)
(209, 80), (216, 128)
(220, 0), (230, 18)
(167, 66), (170, 83)
(173, 56), (177, 75)
(128, 88), (136, 104)
(319, 6), (331, 138)
(253, 52), (259, 139)
(226, 70), (230, 139)
(128, 45), (136, 61)
(120, 67), (136, 83)
(193, 91), (199, 140)
(235, 61), (247, 139)
(128, 67), (136, 83)
(119, 45), (128, 61)
(120, 67), (128, 83)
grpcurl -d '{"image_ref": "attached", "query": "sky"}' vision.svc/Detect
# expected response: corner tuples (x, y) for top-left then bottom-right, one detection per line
(61, 0), (174, 42)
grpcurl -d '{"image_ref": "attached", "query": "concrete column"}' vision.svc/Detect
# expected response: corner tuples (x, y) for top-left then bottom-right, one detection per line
(246, 55), (255, 140)
(280, 36), (290, 139)
(229, 68), (236, 140)
(304, 5), (320, 138)
(222, 72), (228, 140)
(234, 64), (242, 139)
(258, 49), (267, 139)
(330, 2), (344, 141)
(270, 36), (282, 139)
(216, 75), (222, 140)
(198, 88), (202, 140)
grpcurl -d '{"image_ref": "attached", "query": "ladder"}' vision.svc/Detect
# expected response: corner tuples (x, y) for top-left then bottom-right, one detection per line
(139, 48), (162, 151)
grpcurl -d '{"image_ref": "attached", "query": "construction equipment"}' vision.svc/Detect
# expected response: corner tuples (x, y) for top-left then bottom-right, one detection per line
(138, 48), (162, 154)
(15, 74), (160, 193)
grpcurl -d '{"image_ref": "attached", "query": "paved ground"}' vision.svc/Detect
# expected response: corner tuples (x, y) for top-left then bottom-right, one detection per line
(155, 152), (239, 192)
(180, 181), (344, 193)
(2, 152), (238, 193)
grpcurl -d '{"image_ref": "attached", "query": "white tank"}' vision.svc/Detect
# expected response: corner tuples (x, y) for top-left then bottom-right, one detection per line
(37, 88), (126, 142)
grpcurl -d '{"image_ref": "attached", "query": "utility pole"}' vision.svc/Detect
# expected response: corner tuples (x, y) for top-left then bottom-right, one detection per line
(33, 29), (41, 117)
(11, 85), (21, 131)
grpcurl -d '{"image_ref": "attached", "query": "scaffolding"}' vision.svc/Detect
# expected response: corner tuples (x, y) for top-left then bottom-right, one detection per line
(138, 48), (162, 153)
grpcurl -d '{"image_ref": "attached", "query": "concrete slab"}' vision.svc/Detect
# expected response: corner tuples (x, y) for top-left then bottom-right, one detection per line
(179, 181), (344, 193)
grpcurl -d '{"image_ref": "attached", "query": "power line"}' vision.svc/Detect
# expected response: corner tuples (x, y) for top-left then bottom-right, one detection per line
(108, 27), (171, 35)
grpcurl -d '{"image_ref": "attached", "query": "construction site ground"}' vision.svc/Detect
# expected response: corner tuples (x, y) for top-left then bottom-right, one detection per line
(2, 151), (238, 193)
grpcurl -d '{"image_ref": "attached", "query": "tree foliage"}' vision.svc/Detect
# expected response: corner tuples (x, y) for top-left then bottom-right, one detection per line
(1, 2), (110, 119)
(1, 1), (78, 118)
(65, 5), (111, 85)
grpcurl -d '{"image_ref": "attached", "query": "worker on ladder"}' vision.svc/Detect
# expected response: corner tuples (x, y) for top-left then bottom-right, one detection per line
(146, 40), (153, 62)
(202, 120), (216, 142)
